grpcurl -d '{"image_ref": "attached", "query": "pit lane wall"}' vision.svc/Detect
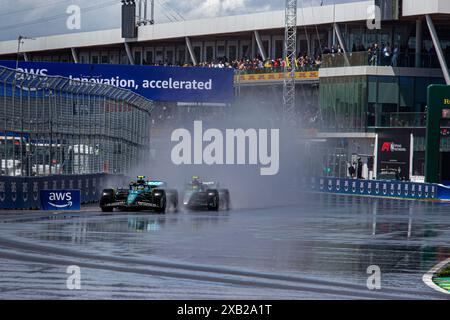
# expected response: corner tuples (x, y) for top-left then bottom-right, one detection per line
(0, 174), (127, 209)
(302, 177), (450, 201)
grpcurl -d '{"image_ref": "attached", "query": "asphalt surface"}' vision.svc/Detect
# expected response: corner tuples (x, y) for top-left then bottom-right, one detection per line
(0, 194), (449, 299)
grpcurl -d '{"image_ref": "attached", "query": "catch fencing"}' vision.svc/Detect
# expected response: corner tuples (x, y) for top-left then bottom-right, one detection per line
(0, 65), (153, 178)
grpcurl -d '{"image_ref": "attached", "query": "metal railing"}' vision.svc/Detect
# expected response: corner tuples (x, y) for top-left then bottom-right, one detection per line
(0, 66), (153, 177)
(379, 112), (426, 128)
(234, 65), (320, 75)
(321, 51), (445, 69)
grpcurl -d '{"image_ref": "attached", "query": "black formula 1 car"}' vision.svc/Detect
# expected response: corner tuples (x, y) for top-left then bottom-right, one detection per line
(182, 176), (230, 211)
(100, 176), (178, 213)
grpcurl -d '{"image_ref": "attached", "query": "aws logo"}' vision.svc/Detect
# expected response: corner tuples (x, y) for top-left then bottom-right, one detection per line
(15, 68), (48, 80)
(381, 142), (406, 152)
(48, 192), (73, 208)
(40, 190), (80, 211)
(15, 68), (49, 92)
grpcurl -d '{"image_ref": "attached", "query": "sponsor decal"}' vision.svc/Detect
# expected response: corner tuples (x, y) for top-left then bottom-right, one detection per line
(106, 202), (126, 207)
(40, 190), (81, 211)
(0, 182), (5, 202)
(377, 134), (411, 181)
(0, 61), (234, 103)
(136, 202), (158, 207)
(22, 182), (28, 202)
(32, 182), (39, 201)
(381, 142), (407, 152)
(11, 182), (17, 202)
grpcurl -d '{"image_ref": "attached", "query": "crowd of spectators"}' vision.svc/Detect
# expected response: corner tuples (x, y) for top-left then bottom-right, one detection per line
(145, 52), (322, 73)
(228, 53), (322, 72)
(143, 41), (450, 70)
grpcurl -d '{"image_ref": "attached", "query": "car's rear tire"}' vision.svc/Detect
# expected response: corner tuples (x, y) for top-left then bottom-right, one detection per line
(223, 190), (230, 210)
(217, 189), (230, 210)
(207, 190), (219, 211)
(171, 191), (179, 212)
(101, 206), (113, 212)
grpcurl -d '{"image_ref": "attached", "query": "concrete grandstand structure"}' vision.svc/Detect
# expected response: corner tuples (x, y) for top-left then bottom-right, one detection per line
(1, 0), (450, 182)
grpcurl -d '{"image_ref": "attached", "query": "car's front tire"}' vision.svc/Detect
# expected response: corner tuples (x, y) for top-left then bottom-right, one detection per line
(154, 190), (167, 213)
(100, 189), (115, 213)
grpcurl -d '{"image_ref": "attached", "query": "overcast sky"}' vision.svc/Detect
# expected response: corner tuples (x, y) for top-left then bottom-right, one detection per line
(0, 0), (363, 41)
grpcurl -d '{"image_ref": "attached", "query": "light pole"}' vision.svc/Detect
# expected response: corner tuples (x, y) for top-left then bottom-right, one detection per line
(15, 35), (35, 176)
(16, 35), (35, 70)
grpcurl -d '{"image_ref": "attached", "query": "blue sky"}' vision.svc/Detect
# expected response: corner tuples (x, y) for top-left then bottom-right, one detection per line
(0, 0), (363, 41)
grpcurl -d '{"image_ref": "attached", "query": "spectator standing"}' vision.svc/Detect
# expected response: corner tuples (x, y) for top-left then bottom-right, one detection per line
(391, 45), (399, 67)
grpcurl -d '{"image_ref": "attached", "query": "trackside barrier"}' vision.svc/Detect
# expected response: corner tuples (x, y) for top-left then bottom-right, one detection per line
(437, 184), (450, 201)
(301, 177), (440, 201)
(0, 174), (127, 209)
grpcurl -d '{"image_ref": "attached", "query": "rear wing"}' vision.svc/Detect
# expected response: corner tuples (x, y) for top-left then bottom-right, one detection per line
(147, 181), (166, 188)
(202, 181), (220, 188)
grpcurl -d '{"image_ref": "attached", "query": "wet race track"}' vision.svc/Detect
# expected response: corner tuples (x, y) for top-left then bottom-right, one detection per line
(0, 194), (449, 299)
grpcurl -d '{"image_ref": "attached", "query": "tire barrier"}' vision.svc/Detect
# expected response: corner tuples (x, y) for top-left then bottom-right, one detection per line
(0, 174), (127, 209)
(301, 177), (439, 201)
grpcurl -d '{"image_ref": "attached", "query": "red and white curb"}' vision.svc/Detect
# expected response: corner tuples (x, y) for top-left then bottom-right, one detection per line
(422, 258), (450, 295)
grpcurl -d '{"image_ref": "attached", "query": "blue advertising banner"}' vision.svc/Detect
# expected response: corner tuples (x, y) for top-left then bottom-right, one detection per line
(0, 61), (234, 103)
(0, 174), (127, 210)
(40, 189), (81, 211)
(302, 177), (440, 201)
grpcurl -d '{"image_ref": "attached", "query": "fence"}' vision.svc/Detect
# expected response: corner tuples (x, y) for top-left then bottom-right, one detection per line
(0, 65), (153, 178)
(0, 174), (128, 209)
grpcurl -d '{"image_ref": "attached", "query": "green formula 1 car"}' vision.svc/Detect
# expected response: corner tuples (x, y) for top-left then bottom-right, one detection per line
(100, 176), (178, 213)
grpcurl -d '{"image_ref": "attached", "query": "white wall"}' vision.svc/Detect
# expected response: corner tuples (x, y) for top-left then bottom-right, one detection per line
(403, 0), (450, 16)
(0, 1), (373, 55)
